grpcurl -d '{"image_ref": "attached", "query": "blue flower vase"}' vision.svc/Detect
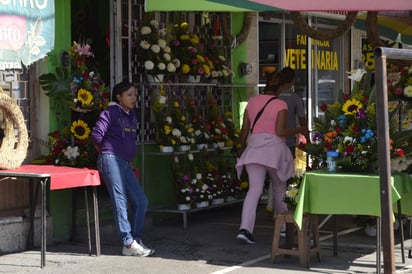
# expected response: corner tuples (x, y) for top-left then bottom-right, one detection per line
(326, 151), (339, 173)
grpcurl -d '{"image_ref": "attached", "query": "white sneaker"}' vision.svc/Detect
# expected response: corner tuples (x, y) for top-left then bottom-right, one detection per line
(137, 239), (155, 256)
(122, 240), (153, 257)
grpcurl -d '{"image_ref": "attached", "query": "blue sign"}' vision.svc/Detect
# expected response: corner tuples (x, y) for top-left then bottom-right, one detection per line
(0, 0), (55, 69)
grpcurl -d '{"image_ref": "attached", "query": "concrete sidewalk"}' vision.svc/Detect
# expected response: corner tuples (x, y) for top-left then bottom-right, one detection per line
(1, 203), (412, 274)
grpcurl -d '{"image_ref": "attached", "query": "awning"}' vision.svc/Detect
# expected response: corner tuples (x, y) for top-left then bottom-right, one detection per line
(354, 11), (412, 45)
(145, 0), (256, 12)
(206, 0), (282, 11)
(248, 0), (412, 11)
(0, 1), (55, 69)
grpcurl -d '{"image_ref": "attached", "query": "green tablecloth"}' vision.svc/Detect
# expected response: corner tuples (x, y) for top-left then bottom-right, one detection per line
(393, 172), (412, 216)
(294, 169), (403, 230)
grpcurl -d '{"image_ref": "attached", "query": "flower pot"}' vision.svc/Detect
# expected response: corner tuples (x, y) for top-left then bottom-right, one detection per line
(187, 75), (201, 83)
(160, 145), (174, 153)
(212, 142), (225, 149)
(147, 74), (164, 83)
(177, 203), (191, 211)
(225, 196), (236, 202)
(212, 198), (225, 205)
(178, 145), (190, 152)
(196, 201), (209, 208)
(196, 144), (208, 150)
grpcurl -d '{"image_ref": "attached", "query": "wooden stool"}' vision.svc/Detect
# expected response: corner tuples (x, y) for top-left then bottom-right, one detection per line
(271, 211), (320, 268)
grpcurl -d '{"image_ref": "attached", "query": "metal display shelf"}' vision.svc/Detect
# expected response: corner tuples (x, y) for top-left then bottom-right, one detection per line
(149, 198), (243, 229)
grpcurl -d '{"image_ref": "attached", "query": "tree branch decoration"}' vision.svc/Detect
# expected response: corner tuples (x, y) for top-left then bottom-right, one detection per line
(220, 12), (255, 48)
(366, 11), (411, 67)
(290, 11), (358, 41)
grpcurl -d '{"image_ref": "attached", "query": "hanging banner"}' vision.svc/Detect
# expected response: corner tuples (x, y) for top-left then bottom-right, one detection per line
(0, 0), (55, 69)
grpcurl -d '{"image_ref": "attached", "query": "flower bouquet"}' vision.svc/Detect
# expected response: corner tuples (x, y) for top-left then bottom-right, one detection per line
(136, 19), (179, 81)
(172, 22), (211, 81)
(47, 119), (97, 167)
(300, 68), (412, 172)
(388, 65), (412, 101)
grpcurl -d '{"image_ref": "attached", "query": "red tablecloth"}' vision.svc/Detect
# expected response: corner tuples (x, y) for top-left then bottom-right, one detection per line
(0, 165), (101, 190)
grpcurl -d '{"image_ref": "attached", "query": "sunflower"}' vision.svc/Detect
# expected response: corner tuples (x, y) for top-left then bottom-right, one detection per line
(70, 119), (91, 140)
(77, 88), (93, 106)
(342, 98), (363, 115)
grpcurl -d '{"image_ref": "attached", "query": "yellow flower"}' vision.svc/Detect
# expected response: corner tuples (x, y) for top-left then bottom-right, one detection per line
(203, 64), (211, 75)
(196, 54), (205, 63)
(240, 181), (249, 190)
(180, 34), (190, 41)
(180, 22), (189, 28)
(173, 100), (180, 107)
(342, 98), (363, 115)
(70, 119), (91, 140)
(190, 35), (199, 45)
(181, 64), (190, 74)
(164, 124), (172, 135)
(77, 88), (93, 106)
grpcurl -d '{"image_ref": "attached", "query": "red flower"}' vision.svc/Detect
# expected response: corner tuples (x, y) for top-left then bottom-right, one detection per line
(320, 104), (327, 112)
(395, 148), (405, 157)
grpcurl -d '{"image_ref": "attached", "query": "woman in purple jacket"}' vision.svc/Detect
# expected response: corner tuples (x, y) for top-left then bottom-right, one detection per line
(91, 81), (154, 256)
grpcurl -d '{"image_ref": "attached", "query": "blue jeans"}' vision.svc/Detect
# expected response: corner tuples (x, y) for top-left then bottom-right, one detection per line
(97, 154), (148, 246)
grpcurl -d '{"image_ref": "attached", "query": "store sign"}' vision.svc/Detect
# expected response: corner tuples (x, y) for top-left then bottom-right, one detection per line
(285, 34), (339, 71)
(0, 0), (55, 69)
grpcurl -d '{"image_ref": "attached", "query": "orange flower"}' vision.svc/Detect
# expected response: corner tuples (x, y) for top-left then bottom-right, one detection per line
(324, 131), (337, 143)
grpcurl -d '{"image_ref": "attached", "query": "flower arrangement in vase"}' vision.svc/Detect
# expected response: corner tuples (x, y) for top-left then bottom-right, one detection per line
(47, 119), (96, 167)
(136, 19), (179, 81)
(300, 68), (412, 172)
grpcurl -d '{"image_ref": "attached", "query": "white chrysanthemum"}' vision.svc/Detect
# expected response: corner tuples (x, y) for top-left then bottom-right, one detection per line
(151, 44), (161, 54)
(163, 53), (171, 61)
(188, 153), (194, 161)
(144, 60), (155, 70)
(192, 179), (197, 185)
(222, 69), (230, 77)
(163, 46), (171, 53)
(140, 26), (151, 35)
(139, 40), (150, 50)
(64, 146), (80, 160)
(214, 128), (221, 134)
(201, 184), (208, 191)
(172, 58), (181, 68)
(157, 62), (166, 71)
(158, 39), (166, 48)
(194, 129), (201, 136)
(403, 86), (412, 98)
(167, 62), (176, 72)
(343, 136), (353, 143)
(159, 95), (167, 104)
(166, 116), (172, 123)
(179, 136), (188, 143)
(158, 29), (167, 37)
(150, 19), (159, 28)
(172, 128), (181, 137)
(211, 71), (219, 78)
(196, 173), (202, 180)
(330, 120), (336, 126)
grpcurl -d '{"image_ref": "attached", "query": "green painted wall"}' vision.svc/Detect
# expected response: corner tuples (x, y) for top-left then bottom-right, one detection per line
(48, 0), (73, 241)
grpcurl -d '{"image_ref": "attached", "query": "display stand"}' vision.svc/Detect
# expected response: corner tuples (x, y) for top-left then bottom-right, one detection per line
(149, 198), (243, 229)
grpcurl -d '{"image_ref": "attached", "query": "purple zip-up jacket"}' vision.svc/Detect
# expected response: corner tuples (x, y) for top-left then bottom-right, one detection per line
(91, 102), (138, 162)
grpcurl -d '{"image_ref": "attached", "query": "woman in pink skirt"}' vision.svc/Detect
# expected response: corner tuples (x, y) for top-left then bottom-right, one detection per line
(236, 71), (309, 244)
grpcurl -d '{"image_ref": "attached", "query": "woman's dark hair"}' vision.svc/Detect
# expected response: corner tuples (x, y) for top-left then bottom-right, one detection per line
(111, 81), (136, 102)
(264, 67), (295, 93)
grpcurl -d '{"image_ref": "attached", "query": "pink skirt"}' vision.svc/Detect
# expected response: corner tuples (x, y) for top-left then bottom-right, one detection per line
(236, 133), (294, 182)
